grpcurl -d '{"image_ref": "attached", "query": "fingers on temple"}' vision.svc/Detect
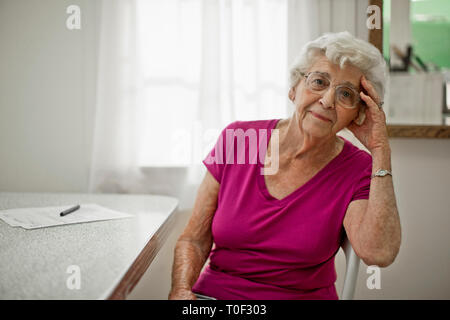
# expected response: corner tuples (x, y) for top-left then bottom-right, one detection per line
(361, 76), (380, 104)
(360, 92), (379, 109)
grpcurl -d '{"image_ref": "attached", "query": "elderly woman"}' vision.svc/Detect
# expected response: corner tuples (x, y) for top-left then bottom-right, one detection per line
(169, 31), (401, 300)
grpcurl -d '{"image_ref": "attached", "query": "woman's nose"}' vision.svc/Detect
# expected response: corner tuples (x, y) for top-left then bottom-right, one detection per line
(319, 88), (335, 109)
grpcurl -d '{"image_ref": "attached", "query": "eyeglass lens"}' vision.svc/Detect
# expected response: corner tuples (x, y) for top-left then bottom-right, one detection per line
(306, 73), (358, 108)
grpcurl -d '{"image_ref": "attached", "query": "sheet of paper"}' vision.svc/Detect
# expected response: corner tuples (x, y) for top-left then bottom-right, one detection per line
(0, 204), (133, 229)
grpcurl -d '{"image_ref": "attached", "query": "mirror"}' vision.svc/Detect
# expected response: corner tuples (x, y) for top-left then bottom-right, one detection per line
(380, 0), (450, 137)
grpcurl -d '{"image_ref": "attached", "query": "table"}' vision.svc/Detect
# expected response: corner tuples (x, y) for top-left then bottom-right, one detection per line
(0, 192), (179, 299)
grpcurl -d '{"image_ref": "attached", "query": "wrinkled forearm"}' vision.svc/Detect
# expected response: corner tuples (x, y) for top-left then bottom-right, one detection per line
(170, 238), (211, 294)
(358, 146), (402, 267)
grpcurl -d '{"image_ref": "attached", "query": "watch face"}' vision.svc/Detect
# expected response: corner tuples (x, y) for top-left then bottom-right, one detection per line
(379, 170), (387, 175)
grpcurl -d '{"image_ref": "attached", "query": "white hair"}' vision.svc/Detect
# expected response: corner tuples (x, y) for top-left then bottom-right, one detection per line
(289, 31), (387, 99)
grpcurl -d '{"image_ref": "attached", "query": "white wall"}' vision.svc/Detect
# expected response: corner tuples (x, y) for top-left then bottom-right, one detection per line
(0, 0), (98, 192)
(1, 0), (449, 300)
(340, 138), (450, 299)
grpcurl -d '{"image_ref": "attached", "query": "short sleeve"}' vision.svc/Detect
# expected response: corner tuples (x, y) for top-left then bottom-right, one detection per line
(202, 121), (237, 184)
(351, 153), (373, 201)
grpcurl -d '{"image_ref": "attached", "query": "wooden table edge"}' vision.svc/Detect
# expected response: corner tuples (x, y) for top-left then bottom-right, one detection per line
(107, 208), (180, 300)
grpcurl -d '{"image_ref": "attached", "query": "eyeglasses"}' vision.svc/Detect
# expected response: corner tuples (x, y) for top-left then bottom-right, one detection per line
(300, 71), (364, 109)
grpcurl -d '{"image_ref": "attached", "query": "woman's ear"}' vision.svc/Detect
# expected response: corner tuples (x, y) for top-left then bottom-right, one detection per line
(288, 87), (295, 102)
(353, 105), (367, 126)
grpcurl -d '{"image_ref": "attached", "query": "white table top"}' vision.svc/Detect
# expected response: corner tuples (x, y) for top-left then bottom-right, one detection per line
(0, 192), (178, 299)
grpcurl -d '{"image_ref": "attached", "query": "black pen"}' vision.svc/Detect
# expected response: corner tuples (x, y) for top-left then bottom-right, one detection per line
(60, 204), (80, 217)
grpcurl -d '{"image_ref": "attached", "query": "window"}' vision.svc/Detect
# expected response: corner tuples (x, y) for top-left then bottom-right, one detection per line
(134, 0), (288, 167)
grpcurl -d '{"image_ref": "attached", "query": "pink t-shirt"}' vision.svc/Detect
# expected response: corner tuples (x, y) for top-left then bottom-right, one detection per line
(192, 118), (372, 300)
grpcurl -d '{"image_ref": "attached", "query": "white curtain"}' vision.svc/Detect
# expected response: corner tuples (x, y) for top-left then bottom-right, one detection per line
(89, 0), (369, 209)
(89, 0), (289, 209)
(288, 0), (369, 63)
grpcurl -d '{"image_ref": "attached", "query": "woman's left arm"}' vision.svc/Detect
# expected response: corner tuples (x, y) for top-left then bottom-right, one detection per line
(345, 75), (402, 267)
(354, 146), (401, 267)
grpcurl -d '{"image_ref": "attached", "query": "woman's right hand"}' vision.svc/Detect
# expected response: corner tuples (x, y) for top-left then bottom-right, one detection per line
(168, 288), (197, 300)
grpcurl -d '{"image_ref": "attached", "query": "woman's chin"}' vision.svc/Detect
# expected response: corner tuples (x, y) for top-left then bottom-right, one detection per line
(302, 121), (331, 138)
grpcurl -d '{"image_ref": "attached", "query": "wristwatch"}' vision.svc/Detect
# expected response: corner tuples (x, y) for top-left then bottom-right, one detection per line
(371, 169), (392, 179)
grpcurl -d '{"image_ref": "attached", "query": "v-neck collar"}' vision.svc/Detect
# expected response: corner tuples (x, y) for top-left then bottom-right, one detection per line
(257, 119), (349, 205)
